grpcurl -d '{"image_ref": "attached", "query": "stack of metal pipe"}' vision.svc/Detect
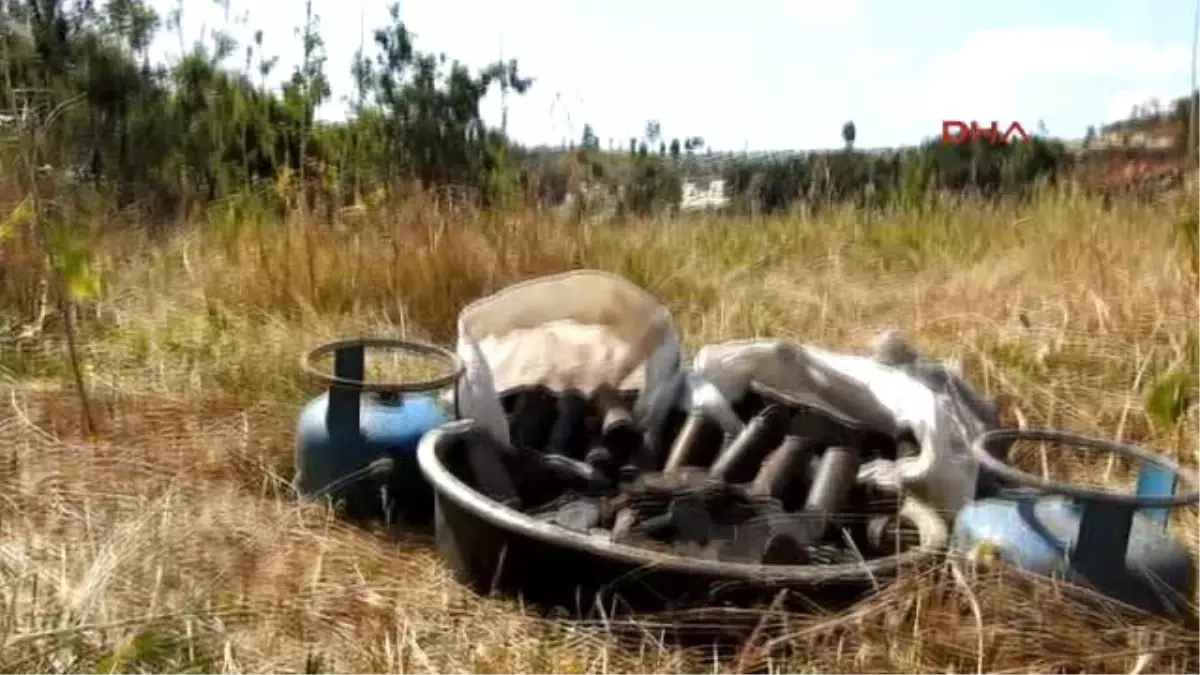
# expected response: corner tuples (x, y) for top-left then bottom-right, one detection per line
(466, 383), (924, 565)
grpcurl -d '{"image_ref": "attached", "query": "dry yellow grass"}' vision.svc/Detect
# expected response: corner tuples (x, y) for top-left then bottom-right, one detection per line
(1, 185), (1198, 673)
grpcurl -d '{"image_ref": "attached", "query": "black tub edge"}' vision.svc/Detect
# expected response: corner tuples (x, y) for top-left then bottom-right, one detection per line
(417, 418), (950, 608)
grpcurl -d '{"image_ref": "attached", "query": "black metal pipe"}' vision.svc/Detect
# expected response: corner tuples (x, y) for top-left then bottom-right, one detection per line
(632, 373), (689, 475)
(759, 445), (862, 548)
(455, 428), (522, 508)
(750, 434), (817, 500)
(593, 385), (632, 433)
(896, 437), (920, 459)
(509, 388), (557, 450)
(709, 404), (790, 484)
(327, 344), (365, 436)
(584, 444), (614, 474)
(803, 445), (861, 522)
(541, 453), (608, 490)
(611, 508), (638, 541)
(865, 514), (922, 555)
(663, 411), (722, 473)
(545, 390), (589, 458)
(627, 405), (683, 477)
(591, 385), (642, 470)
(762, 531), (807, 565)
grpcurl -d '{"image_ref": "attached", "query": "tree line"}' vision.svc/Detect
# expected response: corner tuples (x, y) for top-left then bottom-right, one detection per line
(1, 0), (530, 216)
(1, 1), (1195, 220)
(524, 123), (1072, 216)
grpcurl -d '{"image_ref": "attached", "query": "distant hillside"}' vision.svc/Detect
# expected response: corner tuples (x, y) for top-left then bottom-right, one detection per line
(1070, 91), (1197, 198)
(516, 147), (908, 187)
(509, 89), (1197, 214)
(1089, 116), (1177, 151)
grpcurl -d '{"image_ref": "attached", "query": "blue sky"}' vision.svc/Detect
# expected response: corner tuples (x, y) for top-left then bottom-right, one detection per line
(150, 0), (1199, 151)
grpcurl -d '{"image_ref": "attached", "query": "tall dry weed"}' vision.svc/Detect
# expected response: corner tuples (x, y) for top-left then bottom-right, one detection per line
(1, 186), (1197, 672)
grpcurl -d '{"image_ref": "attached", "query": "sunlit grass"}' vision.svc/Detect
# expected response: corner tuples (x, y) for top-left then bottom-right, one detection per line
(0, 183), (1197, 673)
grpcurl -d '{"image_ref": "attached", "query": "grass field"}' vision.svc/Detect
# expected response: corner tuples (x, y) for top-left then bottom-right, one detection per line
(1, 185), (1198, 673)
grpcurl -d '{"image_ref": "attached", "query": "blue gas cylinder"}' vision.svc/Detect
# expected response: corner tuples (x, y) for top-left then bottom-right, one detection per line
(953, 429), (1199, 616)
(294, 339), (463, 525)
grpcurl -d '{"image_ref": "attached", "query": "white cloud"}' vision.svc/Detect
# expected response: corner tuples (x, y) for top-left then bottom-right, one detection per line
(896, 27), (1194, 127)
(148, 3), (1200, 148)
(939, 28), (1190, 79)
(779, 0), (863, 26)
(1106, 88), (1180, 122)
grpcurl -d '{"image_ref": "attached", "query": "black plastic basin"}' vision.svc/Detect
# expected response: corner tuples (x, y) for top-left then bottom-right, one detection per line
(417, 419), (950, 614)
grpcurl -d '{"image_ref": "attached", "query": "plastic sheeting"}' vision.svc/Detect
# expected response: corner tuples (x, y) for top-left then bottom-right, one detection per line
(691, 331), (1001, 516)
(454, 269), (685, 446)
(454, 269), (999, 518)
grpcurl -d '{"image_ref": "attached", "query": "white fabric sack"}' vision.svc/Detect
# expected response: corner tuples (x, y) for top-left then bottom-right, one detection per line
(455, 269), (685, 445)
(690, 331), (1001, 517)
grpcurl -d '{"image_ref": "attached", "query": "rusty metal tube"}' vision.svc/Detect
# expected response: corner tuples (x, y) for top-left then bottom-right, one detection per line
(709, 404), (789, 483)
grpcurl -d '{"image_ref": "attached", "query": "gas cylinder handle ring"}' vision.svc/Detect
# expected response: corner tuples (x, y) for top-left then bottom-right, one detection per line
(972, 428), (1200, 508)
(301, 338), (464, 393)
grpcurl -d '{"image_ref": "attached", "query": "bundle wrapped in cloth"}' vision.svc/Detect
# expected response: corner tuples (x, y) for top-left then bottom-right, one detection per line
(454, 269), (686, 449)
(691, 331), (1003, 516)
(437, 272), (971, 570)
